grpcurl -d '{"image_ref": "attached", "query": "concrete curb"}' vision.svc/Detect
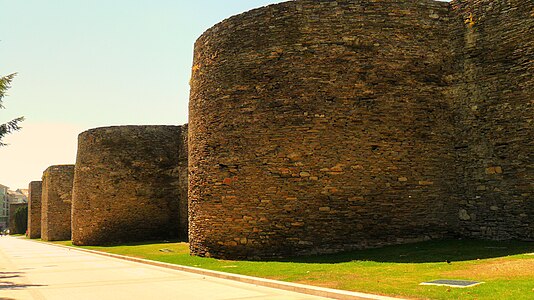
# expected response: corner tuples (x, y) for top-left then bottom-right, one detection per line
(40, 240), (405, 300)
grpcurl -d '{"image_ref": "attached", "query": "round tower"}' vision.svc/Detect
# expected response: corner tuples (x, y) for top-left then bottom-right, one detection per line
(189, 0), (455, 259)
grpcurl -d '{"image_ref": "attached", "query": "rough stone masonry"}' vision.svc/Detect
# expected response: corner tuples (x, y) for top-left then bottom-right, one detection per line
(188, 0), (533, 259)
(448, 0), (533, 242)
(27, 181), (42, 239)
(41, 165), (74, 241)
(71, 125), (188, 245)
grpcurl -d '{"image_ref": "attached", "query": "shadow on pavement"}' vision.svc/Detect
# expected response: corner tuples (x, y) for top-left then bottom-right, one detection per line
(0, 272), (46, 290)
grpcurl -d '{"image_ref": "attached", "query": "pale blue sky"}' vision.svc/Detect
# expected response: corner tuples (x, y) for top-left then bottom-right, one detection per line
(1, 0), (289, 127)
(0, 0), (287, 188)
(0, 0), (451, 189)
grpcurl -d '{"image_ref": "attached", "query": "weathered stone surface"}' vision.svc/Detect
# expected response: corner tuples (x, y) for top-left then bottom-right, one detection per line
(189, 0), (533, 260)
(71, 125), (188, 246)
(449, 0), (533, 241)
(8, 203), (27, 234)
(27, 181), (42, 239)
(189, 0), (458, 259)
(177, 124), (189, 240)
(41, 165), (74, 241)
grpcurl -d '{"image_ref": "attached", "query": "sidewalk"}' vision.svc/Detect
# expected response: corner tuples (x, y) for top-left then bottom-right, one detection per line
(0, 236), (329, 300)
(1, 237), (404, 300)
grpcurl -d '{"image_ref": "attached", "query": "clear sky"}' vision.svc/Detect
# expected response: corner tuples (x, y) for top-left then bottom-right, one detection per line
(0, 0), (451, 189)
(0, 0), (288, 189)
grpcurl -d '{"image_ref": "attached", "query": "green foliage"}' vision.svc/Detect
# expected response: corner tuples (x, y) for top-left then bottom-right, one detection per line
(54, 239), (534, 300)
(13, 205), (28, 234)
(0, 72), (24, 146)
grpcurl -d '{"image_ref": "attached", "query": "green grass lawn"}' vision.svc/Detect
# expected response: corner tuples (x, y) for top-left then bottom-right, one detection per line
(53, 239), (534, 300)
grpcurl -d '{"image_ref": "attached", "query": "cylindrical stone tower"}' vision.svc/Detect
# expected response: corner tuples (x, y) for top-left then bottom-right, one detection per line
(41, 165), (75, 241)
(71, 125), (188, 245)
(189, 0), (457, 259)
(27, 181), (42, 239)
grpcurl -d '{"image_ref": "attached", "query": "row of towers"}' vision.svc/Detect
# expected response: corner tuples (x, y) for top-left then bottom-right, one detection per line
(27, 126), (188, 244)
(27, 0), (533, 260)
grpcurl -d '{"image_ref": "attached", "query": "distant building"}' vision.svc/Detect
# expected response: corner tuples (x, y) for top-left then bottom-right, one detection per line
(17, 189), (29, 198)
(0, 184), (9, 230)
(7, 189), (28, 204)
(6, 189), (29, 233)
(0, 188), (29, 232)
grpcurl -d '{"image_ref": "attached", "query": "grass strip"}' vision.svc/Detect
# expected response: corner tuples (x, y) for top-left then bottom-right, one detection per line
(52, 239), (534, 300)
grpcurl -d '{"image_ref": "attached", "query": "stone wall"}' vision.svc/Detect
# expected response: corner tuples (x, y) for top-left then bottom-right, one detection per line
(448, 0), (533, 240)
(178, 124), (189, 240)
(72, 125), (188, 245)
(8, 203), (27, 234)
(27, 181), (42, 239)
(41, 165), (74, 241)
(189, 0), (533, 259)
(189, 0), (459, 259)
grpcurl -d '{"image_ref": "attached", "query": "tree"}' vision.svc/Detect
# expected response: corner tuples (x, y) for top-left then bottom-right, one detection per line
(0, 73), (24, 146)
(13, 205), (28, 234)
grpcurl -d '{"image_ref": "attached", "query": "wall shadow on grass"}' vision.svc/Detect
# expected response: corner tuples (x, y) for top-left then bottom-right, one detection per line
(82, 239), (184, 248)
(65, 238), (534, 264)
(274, 239), (534, 264)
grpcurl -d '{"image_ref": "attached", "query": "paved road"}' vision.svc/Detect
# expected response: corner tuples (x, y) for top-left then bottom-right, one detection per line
(0, 236), (329, 300)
